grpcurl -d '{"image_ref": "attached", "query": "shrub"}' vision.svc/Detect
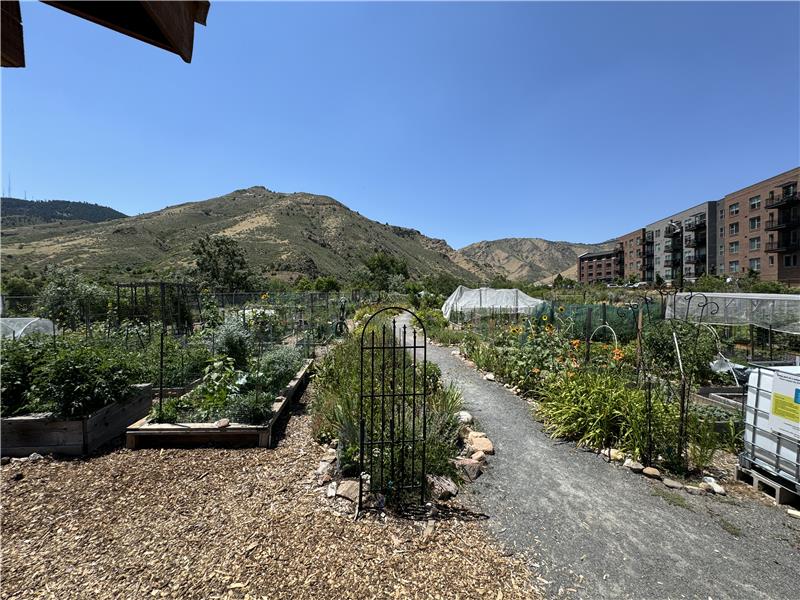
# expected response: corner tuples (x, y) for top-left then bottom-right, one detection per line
(1, 334), (57, 416)
(211, 314), (251, 368)
(25, 342), (144, 418)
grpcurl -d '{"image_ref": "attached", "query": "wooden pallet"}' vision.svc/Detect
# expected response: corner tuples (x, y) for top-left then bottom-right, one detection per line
(126, 359), (312, 450)
(735, 465), (799, 506)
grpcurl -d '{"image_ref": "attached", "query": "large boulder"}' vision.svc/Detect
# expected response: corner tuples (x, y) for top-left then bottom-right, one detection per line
(451, 458), (482, 482)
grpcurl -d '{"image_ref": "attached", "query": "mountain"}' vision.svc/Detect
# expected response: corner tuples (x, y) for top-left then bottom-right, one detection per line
(0, 197), (127, 227)
(458, 237), (612, 283)
(1, 187), (491, 283)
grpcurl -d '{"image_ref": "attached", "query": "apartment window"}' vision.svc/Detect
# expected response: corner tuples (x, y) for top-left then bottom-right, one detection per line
(749, 216), (761, 230)
(749, 237), (761, 251)
(655, 230), (661, 238)
(784, 183), (797, 197)
(729, 202), (739, 216)
(749, 258), (761, 272)
(656, 256), (661, 265)
(784, 255), (799, 267)
(719, 227), (724, 239)
(769, 255), (775, 266)
(729, 222), (739, 236)
(719, 208), (724, 219)
(729, 261), (739, 273)
(729, 241), (739, 254)
(655, 244), (660, 253)
(749, 195), (761, 210)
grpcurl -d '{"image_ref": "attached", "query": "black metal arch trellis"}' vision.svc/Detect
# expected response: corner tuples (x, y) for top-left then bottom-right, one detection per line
(358, 307), (428, 516)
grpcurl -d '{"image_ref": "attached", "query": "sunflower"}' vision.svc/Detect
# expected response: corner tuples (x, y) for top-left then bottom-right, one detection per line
(541, 315), (548, 322)
(558, 305), (566, 313)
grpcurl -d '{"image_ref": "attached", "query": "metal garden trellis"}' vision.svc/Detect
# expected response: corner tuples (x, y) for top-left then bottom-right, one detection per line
(358, 307), (428, 516)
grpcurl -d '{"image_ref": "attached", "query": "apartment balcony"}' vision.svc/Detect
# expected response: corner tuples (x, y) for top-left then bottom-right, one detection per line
(645, 231), (654, 242)
(665, 225), (682, 237)
(765, 192), (798, 209)
(765, 239), (800, 253)
(684, 217), (707, 232)
(764, 215), (800, 231)
(684, 235), (706, 248)
(687, 255), (707, 265)
(669, 257), (683, 267)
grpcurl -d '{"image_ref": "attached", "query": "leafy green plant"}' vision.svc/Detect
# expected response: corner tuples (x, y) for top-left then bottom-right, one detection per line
(211, 314), (251, 368)
(25, 342), (143, 418)
(1, 334), (58, 416)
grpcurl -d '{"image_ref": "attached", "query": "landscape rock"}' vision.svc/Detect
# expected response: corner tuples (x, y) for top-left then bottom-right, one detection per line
(483, 373), (495, 381)
(624, 459), (645, 473)
(326, 482), (337, 498)
(710, 483), (726, 496)
(642, 467), (661, 480)
(451, 350), (460, 356)
(214, 418), (230, 429)
(458, 425), (473, 441)
(663, 478), (683, 490)
(699, 482), (715, 493)
(451, 458), (482, 482)
(467, 431), (487, 443)
(335, 479), (360, 503)
(685, 485), (706, 496)
(787, 508), (800, 520)
(457, 411), (473, 425)
(469, 436), (495, 455)
(605, 448), (625, 461)
(471, 450), (487, 463)
(316, 460), (334, 477)
(427, 474), (458, 500)
(27, 453), (44, 462)
(702, 476), (717, 485)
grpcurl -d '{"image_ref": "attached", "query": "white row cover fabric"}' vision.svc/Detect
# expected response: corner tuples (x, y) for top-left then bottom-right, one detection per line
(441, 286), (545, 320)
(0, 317), (56, 339)
(665, 292), (800, 334)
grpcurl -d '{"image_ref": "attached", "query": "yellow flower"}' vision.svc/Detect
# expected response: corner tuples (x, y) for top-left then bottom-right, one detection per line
(570, 339), (581, 349)
(531, 367), (541, 374)
(541, 315), (549, 322)
(558, 305), (566, 313)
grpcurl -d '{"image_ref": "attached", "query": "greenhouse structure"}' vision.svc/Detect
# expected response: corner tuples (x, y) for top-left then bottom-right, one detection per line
(0, 317), (56, 339)
(441, 286), (545, 321)
(665, 292), (800, 334)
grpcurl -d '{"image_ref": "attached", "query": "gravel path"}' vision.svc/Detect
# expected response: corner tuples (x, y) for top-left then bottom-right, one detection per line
(426, 342), (800, 600)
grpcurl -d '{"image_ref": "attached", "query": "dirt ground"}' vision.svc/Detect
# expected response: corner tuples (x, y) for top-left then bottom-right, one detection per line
(1, 396), (540, 600)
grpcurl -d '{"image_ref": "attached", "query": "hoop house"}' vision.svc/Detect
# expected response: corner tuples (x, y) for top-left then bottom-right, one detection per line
(665, 292), (800, 334)
(441, 286), (545, 321)
(0, 317), (56, 339)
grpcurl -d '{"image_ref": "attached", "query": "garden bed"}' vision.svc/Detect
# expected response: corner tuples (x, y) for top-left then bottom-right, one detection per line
(1, 383), (153, 457)
(126, 359), (313, 449)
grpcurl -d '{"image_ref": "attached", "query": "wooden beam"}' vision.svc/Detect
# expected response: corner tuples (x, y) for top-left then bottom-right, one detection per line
(1, 0), (25, 67)
(43, 1), (208, 63)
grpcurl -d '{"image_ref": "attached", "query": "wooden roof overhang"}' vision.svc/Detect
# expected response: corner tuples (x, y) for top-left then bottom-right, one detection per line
(2, 0), (209, 67)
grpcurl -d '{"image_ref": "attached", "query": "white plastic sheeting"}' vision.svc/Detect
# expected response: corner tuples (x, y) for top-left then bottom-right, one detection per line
(0, 317), (56, 339)
(441, 286), (545, 321)
(665, 292), (800, 334)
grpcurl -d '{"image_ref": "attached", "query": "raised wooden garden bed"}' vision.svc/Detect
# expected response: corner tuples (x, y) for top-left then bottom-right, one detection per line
(125, 359), (313, 450)
(1, 384), (154, 457)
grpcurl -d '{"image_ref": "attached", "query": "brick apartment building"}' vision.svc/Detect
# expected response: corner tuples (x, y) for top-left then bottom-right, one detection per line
(577, 167), (799, 286)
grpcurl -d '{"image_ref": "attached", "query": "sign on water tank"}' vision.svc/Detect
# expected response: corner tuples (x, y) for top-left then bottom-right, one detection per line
(770, 370), (800, 439)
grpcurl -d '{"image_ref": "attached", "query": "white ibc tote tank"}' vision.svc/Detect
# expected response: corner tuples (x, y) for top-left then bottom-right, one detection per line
(742, 366), (800, 490)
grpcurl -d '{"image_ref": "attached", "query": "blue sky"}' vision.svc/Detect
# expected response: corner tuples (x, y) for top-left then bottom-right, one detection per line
(2, 1), (798, 248)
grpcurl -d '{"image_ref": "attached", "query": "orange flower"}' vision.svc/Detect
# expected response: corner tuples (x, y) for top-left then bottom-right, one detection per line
(570, 339), (581, 349)
(531, 367), (541, 374)
(612, 348), (624, 361)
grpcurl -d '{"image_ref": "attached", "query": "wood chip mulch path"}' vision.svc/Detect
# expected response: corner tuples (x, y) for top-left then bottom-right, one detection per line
(1, 396), (541, 600)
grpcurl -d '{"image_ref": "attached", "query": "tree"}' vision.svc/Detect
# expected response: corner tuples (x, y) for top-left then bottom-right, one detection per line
(36, 267), (108, 329)
(313, 276), (340, 292)
(357, 252), (409, 291)
(191, 235), (253, 292)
